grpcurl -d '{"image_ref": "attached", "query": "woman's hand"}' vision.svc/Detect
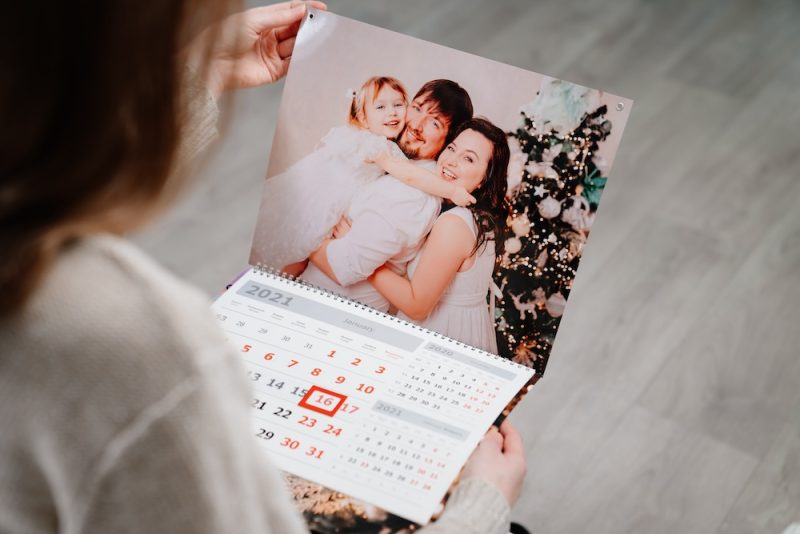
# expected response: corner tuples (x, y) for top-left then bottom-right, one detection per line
(449, 185), (477, 207)
(331, 216), (352, 239)
(461, 420), (527, 506)
(189, 1), (327, 97)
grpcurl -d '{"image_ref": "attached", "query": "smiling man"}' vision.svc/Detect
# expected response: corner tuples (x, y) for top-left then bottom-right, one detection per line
(304, 80), (473, 311)
(397, 80), (473, 160)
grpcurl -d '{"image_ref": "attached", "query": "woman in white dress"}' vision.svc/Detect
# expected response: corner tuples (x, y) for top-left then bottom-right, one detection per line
(365, 118), (510, 353)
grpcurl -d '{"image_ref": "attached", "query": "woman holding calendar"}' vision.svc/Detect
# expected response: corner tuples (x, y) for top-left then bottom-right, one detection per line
(0, 2), (526, 534)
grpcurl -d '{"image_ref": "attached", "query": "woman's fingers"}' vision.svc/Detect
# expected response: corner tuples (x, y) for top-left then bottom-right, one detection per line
(276, 36), (295, 59)
(249, 1), (328, 36)
(275, 1), (327, 40)
(482, 426), (503, 450)
(247, 2), (308, 34)
(275, 18), (303, 42)
(499, 421), (525, 463)
(499, 420), (519, 445)
(299, 1), (328, 12)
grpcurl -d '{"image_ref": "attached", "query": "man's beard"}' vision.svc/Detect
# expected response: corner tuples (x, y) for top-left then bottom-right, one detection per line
(397, 129), (420, 159)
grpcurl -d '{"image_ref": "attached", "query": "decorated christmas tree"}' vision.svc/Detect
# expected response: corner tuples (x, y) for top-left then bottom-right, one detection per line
(494, 78), (613, 375)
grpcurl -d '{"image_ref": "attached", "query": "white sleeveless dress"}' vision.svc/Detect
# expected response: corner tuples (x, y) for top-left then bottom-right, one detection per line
(250, 125), (405, 269)
(399, 207), (498, 354)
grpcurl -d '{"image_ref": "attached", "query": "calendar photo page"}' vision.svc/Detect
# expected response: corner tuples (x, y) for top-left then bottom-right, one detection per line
(214, 271), (534, 528)
(218, 7), (632, 533)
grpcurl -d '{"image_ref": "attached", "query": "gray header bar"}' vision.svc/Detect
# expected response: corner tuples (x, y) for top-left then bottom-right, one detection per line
(424, 342), (516, 380)
(372, 400), (468, 441)
(236, 280), (423, 352)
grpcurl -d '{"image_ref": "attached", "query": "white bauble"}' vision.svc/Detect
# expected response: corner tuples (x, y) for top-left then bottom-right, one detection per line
(537, 196), (562, 219)
(505, 237), (522, 254)
(546, 292), (567, 318)
(510, 215), (531, 237)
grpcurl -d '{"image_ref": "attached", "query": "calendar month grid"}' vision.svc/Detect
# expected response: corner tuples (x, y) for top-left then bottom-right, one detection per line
(212, 271), (534, 524)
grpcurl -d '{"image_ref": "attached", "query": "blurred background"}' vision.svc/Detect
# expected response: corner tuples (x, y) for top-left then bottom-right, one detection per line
(133, 1), (800, 532)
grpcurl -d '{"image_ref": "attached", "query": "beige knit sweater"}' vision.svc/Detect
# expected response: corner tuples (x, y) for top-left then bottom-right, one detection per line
(0, 75), (510, 534)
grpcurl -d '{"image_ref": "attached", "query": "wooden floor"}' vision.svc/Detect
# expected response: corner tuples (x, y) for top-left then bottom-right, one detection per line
(133, 0), (800, 532)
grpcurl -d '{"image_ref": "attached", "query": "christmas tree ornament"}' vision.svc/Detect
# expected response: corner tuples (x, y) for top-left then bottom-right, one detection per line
(545, 292), (567, 317)
(532, 287), (547, 308)
(505, 137), (526, 196)
(565, 231), (586, 259)
(513, 338), (540, 367)
(497, 316), (508, 331)
(510, 214), (532, 237)
(537, 196), (562, 219)
(511, 293), (539, 321)
(592, 155), (609, 173)
(535, 249), (549, 268)
(526, 160), (559, 180)
(581, 169), (608, 207)
(561, 194), (594, 233)
(505, 237), (522, 254)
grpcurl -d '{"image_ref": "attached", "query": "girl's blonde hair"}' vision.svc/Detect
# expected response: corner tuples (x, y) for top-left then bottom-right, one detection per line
(348, 76), (408, 128)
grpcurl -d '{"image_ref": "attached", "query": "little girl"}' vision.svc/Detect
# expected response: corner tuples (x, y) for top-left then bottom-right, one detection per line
(250, 76), (475, 273)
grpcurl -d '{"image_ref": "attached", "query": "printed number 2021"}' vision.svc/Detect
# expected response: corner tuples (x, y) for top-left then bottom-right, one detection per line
(244, 284), (294, 307)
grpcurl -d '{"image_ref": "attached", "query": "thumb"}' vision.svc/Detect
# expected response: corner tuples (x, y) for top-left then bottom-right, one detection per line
(479, 426), (503, 451)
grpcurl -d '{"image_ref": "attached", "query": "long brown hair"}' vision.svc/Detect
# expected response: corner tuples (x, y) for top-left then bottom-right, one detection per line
(446, 118), (510, 257)
(0, 1), (237, 316)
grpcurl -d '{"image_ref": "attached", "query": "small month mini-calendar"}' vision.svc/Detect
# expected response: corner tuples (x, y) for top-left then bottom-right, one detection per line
(212, 269), (535, 524)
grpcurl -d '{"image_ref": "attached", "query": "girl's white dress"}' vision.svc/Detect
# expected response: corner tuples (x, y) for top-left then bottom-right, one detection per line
(399, 207), (499, 354)
(251, 125), (405, 269)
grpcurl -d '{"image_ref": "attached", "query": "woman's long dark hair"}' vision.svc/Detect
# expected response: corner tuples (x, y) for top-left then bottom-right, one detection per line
(449, 117), (510, 257)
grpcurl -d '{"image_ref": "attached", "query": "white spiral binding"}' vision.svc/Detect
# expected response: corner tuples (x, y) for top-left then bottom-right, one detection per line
(251, 263), (534, 375)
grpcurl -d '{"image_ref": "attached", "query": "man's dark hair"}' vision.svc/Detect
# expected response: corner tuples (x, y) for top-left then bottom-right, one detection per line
(413, 79), (473, 148)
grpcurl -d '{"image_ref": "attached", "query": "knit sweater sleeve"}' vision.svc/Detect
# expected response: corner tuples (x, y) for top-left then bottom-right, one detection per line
(74, 345), (308, 534)
(419, 478), (510, 534)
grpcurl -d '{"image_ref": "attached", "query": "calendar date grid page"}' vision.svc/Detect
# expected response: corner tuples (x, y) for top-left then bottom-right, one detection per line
(212, 271), (534, 524)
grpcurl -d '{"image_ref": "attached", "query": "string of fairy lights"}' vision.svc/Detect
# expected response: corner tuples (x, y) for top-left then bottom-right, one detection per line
(494, 106), (611, 375)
